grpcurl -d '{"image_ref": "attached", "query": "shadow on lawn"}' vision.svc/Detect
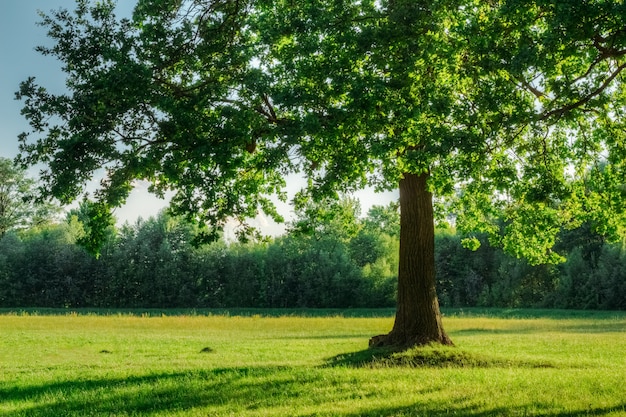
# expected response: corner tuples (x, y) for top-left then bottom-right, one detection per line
(2, 365), (624, 417)
(325, 346), (558, 369)
(0, 367), (303, 417)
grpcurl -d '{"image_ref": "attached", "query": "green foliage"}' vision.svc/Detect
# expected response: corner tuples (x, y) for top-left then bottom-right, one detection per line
(15, 0), (626, 265)
(289, 196), (362, 242)
(69, 200), (116, 257)
(554, 244), (626, 310)
(16, 0), (286, 242)
(1, 200), (625, 311)
(362, 203), (400, 238)
(0, 204), (397, 309)
(448, 0), (626, 261)
(0, 157), (59, 236)
(0, 224), (97, 308)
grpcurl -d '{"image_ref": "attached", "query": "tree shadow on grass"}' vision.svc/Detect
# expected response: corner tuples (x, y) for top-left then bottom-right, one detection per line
(3, 364), (624, 417)
(0, 366), (307, 417)
(325, 345), (558, 369)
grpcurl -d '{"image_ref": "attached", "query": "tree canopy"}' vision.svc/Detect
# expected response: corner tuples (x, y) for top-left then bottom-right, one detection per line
(16, 0), (626, 347)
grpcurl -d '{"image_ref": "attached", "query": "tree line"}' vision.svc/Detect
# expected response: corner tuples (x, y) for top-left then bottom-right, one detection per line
(0, 199), (624, 310)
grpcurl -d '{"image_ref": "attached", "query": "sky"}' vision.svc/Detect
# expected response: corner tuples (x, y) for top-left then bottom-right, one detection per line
(0, 1), (397, 233)
(0, 1), (159, 226)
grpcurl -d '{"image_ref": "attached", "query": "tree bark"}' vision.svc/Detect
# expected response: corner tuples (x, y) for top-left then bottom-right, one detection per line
(369, 172), (453, 348)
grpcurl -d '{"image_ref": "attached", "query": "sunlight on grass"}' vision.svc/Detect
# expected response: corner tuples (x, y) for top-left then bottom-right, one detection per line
(0, 310), (625, 416)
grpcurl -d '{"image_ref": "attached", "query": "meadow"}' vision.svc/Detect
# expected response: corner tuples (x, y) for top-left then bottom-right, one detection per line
(0, 309), (625, 416)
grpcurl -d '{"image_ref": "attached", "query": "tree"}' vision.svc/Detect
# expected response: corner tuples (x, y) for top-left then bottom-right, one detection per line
(67, 199), (117, 257)
(16, 0), (626, 347)
(289, 196), (362, 242)
(362, 203), (401, 240)
(104, 211), (199, 307)
(0, 157), (58, 236)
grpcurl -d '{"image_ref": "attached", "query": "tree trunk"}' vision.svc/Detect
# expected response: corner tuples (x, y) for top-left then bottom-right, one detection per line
(369, 172), (453, 348)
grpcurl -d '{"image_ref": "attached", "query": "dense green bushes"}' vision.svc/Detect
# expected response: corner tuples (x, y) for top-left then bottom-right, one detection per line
(0, 211), (395, 309)
(434, 229), (626, 310)
(0, 208), (624, 310)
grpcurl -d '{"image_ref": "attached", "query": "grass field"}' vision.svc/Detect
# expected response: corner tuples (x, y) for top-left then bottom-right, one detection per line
(0, 309), (625, 416)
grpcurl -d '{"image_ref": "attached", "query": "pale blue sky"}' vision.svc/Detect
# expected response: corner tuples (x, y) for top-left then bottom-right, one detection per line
(0, 1), (134, 159)
(1, 1), (63, 159)
(0, 1), (397, 229)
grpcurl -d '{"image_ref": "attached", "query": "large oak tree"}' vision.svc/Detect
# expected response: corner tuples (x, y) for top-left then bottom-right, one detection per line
(16, 0), (626, 347)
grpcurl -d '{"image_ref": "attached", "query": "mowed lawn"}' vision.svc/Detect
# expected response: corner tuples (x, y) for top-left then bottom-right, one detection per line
(0, 309), (625, 416)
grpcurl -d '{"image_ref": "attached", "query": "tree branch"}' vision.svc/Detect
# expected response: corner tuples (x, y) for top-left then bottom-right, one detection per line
(540, 61), (626, 121)
(512, 74), (545, 99)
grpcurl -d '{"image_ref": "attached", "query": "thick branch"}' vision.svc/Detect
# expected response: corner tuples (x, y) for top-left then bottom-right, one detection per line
(540, 61), (626, 121)
(512, 75), (545, 99)
(593, 30), (626, 59)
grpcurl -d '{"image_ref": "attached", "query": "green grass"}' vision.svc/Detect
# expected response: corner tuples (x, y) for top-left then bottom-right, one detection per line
(1, 309), (625, 416)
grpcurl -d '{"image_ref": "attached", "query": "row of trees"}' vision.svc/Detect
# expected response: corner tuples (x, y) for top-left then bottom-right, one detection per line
(0, 199), (398, 309)
(1, 198), (624, 310)
(436, 227), (626, 311)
